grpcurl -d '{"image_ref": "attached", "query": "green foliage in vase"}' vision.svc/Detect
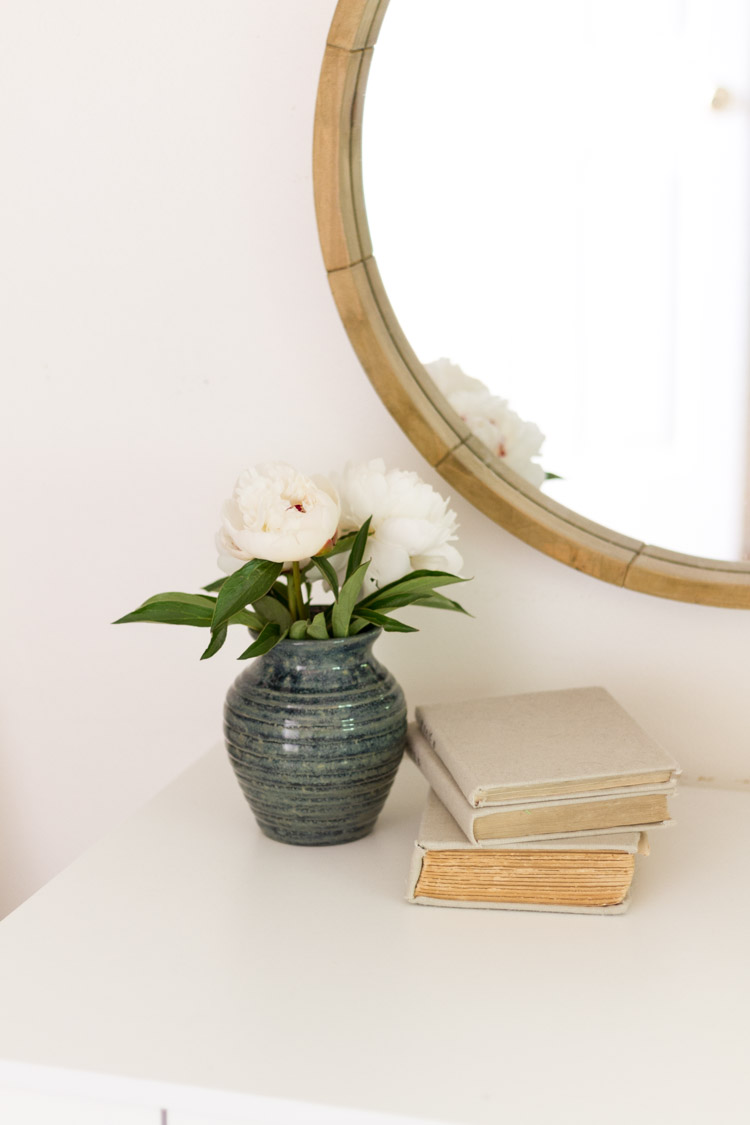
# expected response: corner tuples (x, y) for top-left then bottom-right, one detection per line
(114, 517), (469, 659)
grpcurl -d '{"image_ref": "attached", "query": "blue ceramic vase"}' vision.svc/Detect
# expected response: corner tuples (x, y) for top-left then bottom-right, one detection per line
(224, 628), (407, 845)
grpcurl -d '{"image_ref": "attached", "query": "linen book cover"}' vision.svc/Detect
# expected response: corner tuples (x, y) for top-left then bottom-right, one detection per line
(407, 724), (675, 845)
(407, 790), (647, 915)
(415, 685), (681, 807)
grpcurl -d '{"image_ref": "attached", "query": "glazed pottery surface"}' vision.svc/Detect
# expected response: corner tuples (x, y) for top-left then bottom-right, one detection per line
(224, 628), (407, 845)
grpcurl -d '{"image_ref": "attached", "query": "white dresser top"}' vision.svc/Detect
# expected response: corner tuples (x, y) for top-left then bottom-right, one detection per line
(0, 749), (748, 1124)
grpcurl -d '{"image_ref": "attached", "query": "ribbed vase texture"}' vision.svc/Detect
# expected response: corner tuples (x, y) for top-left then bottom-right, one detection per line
(224, 629), (407, 845)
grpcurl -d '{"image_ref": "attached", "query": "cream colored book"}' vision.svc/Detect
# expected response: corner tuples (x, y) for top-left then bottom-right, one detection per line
(408, 724), (675, 845)
(416, 686), (681, 806)
(408, 790), (648, 915)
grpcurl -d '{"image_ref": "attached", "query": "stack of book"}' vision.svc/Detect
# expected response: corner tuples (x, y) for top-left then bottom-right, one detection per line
(406, 686), (680, 914)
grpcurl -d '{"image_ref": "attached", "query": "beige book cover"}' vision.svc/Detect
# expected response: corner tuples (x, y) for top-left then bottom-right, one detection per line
(408, 790), (648, 915)
(408, 724), (675, 845)
(416, 685), (681, 807)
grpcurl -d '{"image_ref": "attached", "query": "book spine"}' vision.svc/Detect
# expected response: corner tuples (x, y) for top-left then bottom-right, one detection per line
(406, 844), (426, 902)
(407, 728), (479, 844)
(415, 709), (480, 806)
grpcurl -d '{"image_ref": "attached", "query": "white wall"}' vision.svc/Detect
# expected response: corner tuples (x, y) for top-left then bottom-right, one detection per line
(2, 1), (749, 918)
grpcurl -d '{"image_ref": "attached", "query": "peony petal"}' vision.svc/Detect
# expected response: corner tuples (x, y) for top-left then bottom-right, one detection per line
(425, 358), (488, 398)
(217, 552), (245, 576)
(215, 528), (248, 574)
(377, 516), (444, 557)
(412, 543), (464, 576)
(366, 537), (412, 588)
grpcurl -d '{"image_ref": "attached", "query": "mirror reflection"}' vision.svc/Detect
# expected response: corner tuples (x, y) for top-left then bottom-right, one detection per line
(363, 0), (750, 561)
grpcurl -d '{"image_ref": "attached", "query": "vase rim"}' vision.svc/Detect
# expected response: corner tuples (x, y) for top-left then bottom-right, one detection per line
(278, 625), (382, 647)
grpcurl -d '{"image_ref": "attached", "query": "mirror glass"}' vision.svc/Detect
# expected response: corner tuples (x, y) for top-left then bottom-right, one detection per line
(363, 0), (750, 562)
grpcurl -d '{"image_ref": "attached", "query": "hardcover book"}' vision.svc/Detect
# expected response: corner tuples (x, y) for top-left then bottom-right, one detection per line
(408, 724), (675, 844)
(415, 686), (680, 804)
(408, 790), (648, 914)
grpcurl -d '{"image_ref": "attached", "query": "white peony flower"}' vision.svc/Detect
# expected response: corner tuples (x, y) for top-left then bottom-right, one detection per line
(449, 389), (547, 488)
(217, 462), (340, 572)
(332, 459), (462, 592)
(424, 356), (489, 398)
(425, 358), (547, 488)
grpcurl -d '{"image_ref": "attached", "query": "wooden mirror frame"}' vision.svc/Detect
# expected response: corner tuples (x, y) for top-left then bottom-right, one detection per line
(313, 0), (750, 608)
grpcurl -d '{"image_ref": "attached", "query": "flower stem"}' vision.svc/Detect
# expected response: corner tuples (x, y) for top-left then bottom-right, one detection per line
(287, 574), (298, 622)
(292, 561), (306, 621)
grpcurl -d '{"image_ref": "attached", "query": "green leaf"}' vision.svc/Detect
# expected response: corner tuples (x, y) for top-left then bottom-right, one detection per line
(141, 591), (216, 609)
(354, 607), (418, 632)
(310, 555), (339, 598)
(229, 608), (264, 630)
(347, 616), (372, 635)
(113, 602), (212, 627)
(202, 576), (226, 593)
(411, 592), (471, 615)
(331, 560), (370, 637)
(359, 570), (467, 612)
(345, 517), (372, 581)
(268, 581), (292, 604)
(212, 559), (283, 632)
(306, 612), (329, 639)
(113, 592), (215, 627)
(289, 619), (308, 639)
(200, 626), (227, 660)
(238, 623), (287, 659)
(253, 594), (292, 629)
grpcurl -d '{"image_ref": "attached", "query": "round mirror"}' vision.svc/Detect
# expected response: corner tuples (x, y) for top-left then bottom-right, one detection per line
(313, 0), (750, 607)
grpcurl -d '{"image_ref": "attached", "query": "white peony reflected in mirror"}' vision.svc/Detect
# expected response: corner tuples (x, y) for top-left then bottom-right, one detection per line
(424, 359), (549, 489)
(362, 0), (750, 563)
